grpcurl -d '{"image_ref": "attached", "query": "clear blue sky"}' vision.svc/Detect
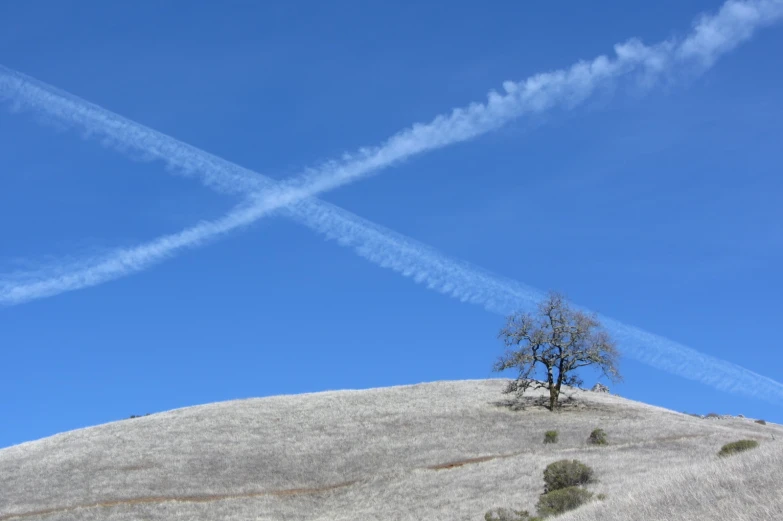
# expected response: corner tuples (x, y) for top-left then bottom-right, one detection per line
(1, 0), (782, 449)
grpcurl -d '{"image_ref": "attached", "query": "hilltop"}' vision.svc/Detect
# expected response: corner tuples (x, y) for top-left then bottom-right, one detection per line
(1, 379), (781, 520)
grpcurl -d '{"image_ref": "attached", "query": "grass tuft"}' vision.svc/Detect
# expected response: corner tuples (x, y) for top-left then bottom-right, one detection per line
(588, 428), (607, 445)
(543, 459), (594, 493)
(536, 486), (595, 518)
(718, 439), (759, 458)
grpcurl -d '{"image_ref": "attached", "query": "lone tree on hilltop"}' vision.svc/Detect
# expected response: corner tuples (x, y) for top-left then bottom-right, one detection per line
(492, 291), (622, 411)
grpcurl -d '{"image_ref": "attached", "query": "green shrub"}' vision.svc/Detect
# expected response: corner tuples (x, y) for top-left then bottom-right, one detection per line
(543, 459), (594, 493)
(484, 507), (538, 521)
(596, 493), (607, 501)
(755, 419), (767, 425)
(718, 439), (759, 457)
(588, 428), (607, 445)
(544, 430), (558, 444)
(706, 412), (720, 418)
(536, 487), (594, 518)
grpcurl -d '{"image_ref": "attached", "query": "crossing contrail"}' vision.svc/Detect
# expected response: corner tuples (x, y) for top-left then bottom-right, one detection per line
(2, 0), (783, 404)
(4, 0), (781, 200)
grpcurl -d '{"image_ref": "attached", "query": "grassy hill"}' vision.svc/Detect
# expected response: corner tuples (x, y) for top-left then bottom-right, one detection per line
(1, 379), (781, 520)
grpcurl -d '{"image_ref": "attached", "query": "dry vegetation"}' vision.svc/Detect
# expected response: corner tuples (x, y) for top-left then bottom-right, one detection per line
(0, 379), (780, 520)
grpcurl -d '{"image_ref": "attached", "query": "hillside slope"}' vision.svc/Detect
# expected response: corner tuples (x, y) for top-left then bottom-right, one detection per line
(1, 379), (781, 520)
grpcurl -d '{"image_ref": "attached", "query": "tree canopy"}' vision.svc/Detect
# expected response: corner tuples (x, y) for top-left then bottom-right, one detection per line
(492, 291), (622, 411)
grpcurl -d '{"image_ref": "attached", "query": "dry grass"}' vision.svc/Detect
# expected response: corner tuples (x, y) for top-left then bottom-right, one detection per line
(0, 379), (780, 520)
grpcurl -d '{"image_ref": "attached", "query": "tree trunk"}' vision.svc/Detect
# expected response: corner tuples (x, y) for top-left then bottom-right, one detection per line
(547, 366), (557, 411)
(552, 364), (564, 411)
(549, 386), (560, 411)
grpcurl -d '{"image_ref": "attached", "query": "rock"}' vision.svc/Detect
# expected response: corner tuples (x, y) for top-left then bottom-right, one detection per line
(591, 383), (610, 393)
(705, 413), (733, 420)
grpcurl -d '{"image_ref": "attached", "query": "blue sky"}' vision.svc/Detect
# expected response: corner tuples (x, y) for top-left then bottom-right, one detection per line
(1, 0), (782, 449)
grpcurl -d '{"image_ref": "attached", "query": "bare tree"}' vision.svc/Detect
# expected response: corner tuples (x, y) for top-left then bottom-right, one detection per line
(492, 291), (622, 411)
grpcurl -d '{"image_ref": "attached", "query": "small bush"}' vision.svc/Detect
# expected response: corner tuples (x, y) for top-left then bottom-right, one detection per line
(536, 487), (594, 518)
(706, 412), (720, 418)
(544, 430), (558, 444)
(755, 419), (767, 425)
(484, 508), (538, 521)
(596, 493), (607, 501)
(543, 459), (594, 493)
(588, 428), (607, 445)
(718, 439), (759, 457)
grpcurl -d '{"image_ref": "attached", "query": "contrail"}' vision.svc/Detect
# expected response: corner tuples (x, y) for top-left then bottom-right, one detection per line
(0, 198), (277, 305)
(4, 192), (783, 406)
(2, 0), (780, 301)
(4, 0), (781, 200)
(2, 0), (783, 404)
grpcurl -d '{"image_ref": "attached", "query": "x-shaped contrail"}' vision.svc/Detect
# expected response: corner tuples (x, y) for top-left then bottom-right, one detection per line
(2, 0), (783, 404)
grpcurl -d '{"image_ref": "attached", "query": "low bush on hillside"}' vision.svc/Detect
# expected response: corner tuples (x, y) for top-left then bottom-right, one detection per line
(535, 486), (595, 517)
(755, 419), (767, 425)
(588, 428), (607, 445)
(718, 439), (759, 457)
(485, 458), (601, 520)
(705, 412), (720, 418)
(543, 459), (594, 493)
(543, 430), (558, 444)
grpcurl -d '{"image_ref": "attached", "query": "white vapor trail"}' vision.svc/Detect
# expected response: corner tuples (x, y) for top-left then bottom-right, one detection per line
(2, 0), (783, 404)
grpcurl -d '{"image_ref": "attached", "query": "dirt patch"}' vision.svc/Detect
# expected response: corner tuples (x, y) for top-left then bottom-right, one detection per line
(427, 450), (528, 471)
(0, 480), (360, 521)
(427, 455), (498, 470)
(118, 464), (156, 472)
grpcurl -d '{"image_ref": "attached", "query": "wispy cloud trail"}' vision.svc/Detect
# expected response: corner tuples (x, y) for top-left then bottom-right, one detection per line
(0, 198), (275, 304)
(301, 201), (783, 407)
(4, 0), (781, 200)
(1, 0), (783, 404)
